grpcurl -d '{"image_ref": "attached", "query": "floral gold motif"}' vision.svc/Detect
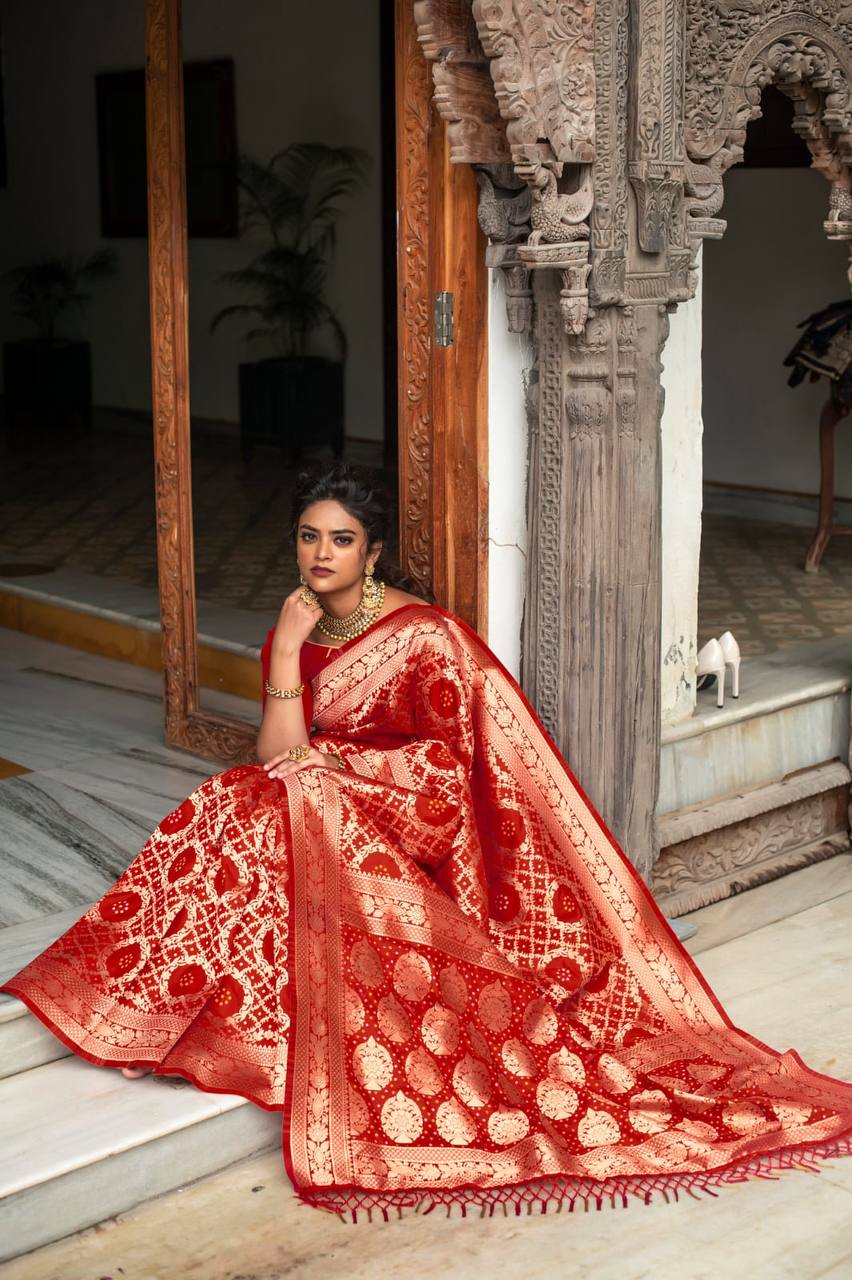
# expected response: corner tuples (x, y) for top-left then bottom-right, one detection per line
(352, 1037), (394, 1092)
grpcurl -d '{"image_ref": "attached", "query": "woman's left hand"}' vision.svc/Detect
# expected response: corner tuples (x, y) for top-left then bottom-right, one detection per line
(262, 747), (343, 780)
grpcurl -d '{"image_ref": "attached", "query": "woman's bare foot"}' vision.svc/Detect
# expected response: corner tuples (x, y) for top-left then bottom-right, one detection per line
(120, 1065), (153, 1079)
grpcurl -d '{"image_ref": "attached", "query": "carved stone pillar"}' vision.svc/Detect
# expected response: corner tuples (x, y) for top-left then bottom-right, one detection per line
(524, 278), (665, 883)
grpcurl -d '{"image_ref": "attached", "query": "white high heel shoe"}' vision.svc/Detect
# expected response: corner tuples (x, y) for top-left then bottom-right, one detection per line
(718, 630), (741, 698)
(696, 637), (726, 707)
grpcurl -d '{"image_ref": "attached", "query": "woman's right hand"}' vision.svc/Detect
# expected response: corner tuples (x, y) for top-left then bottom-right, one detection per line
(273, 586), (323, 655)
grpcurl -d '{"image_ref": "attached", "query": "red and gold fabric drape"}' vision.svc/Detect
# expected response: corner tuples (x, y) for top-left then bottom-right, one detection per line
(5, 604), (852, 1217)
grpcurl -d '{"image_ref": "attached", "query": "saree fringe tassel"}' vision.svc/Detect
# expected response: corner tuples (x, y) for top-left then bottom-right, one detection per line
(296, 1130), (852, 1222)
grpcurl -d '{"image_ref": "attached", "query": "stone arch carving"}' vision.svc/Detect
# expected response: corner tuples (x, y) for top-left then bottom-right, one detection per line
(685, 11), (852, 271)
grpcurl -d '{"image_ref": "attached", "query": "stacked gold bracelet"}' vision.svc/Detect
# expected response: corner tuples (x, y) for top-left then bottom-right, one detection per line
(265, 680), (304, 699)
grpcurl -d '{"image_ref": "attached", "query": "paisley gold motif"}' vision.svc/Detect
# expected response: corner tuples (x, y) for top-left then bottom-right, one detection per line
(381, 1091), (424, 1144)
(344, 985), (365, 1036)
(547, 1046), (586, 1085)
(352, 1036), (394, 1092)
(597, 1052), (637, 1095)
(452, 1053), (492, 1108)
(628, 1089), (672, 1135)
(436, 1097), (478, 1145)
(522, 997), (558, 1045)
(722, 1100), (774, 1135)
(421, 1003), (460, 1056)
(393, 951), (433, 1002)
(404, 1046), (444, 1096)
(501, 1036), (537, 1078)
(348, 1087), (371, 1137)
(349, 939), (384, 989)
(377, 994), (413, 1044)
(477, 981), (512, 1033)
(577, 1106), (621, 1148)
(487, 1105), (530, 1146)
(536, 1077), (579, 1121)
(438, 964), (468, 1013)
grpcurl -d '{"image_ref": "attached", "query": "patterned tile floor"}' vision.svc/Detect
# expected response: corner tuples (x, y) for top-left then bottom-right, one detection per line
(698, 511), (852, 656)
(2, 415), (852, 655)
(0, 412), (397, 615)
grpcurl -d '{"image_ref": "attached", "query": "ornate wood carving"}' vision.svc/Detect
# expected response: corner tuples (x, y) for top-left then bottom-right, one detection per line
(682, 6), (852, 275)
(522, 272), (566, 742)
(396, 1), (435, 598)
(145, 0), (255, 765)
(655, 792), (851, 917)
(413, 0), (509, 162)
(471, 0), (596, 168)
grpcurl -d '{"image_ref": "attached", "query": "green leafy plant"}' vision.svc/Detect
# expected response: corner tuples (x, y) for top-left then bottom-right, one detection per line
(6, 250), (118, 343)
(210, 143), (371, 359)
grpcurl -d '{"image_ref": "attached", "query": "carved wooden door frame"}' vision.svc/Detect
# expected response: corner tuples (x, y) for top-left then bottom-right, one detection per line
(144, 0), (488, 763)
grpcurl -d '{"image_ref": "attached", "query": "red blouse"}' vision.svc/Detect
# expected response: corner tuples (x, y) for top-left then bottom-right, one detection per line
(259, 629), (340, 729)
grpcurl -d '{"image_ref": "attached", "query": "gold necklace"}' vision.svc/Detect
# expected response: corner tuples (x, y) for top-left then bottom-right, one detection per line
(315, 571), (386, 641)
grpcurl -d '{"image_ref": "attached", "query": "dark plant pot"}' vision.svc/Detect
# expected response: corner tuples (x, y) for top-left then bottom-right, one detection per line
(238, 355), (344, 463)
(2, 339), (93, 438)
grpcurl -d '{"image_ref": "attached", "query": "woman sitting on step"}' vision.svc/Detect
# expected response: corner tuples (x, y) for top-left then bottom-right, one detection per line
(4, 462), (852, 1219)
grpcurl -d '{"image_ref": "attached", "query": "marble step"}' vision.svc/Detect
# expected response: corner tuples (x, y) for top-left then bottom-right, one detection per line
(0, 999), (70, 1079)
(0, 1054), (280, 1264)
(0, 906), (85, 1078)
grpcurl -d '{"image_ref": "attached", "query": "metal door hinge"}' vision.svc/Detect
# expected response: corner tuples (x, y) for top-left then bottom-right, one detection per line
(434, 291), (454, 347)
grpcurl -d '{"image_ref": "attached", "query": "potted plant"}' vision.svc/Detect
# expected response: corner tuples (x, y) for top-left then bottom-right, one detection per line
(210, 143), (370, 462)
(3, 250), (118, 438)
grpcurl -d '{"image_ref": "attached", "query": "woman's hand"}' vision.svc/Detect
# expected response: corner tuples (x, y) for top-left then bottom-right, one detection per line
(262, 747), (345, 780)
(272, 586), (323, 655)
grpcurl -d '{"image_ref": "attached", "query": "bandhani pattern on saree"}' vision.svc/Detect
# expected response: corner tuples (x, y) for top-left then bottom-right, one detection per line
(4, 603), (852, 1219)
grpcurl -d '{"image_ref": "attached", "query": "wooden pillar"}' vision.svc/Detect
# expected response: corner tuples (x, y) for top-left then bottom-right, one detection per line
(523, 281), (667, 884)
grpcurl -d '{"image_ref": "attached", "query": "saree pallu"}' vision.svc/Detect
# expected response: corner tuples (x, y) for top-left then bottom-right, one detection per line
(4, 603), (852, 1219)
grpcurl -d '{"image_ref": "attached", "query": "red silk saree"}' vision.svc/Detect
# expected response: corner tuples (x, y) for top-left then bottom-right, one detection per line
(4, 602), (852, 1218)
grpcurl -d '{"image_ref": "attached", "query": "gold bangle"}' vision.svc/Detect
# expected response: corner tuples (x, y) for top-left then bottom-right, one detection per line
(287, 743), (311, 761)
(265, 680), (304, 699)
(326, 751), (345, 771)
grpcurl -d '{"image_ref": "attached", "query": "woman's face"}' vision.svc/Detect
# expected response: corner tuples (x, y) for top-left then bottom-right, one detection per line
(296, 499), (381, 594)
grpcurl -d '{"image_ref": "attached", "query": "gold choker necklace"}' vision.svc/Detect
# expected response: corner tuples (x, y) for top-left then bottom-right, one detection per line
(315, 572), (386, 642)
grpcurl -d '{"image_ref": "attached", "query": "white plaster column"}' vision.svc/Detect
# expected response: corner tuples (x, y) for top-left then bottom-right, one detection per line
(486, 269), (533, 678)
(660, 248), (704, 725)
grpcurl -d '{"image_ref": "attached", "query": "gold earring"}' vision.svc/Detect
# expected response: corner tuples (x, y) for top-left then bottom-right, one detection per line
(299, 570), (306, 586)
(362, 562), (383, 612)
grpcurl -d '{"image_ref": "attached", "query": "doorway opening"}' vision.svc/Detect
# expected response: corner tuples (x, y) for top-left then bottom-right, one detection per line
(0, 0), (399, 686)
(700, 85), (852, 663)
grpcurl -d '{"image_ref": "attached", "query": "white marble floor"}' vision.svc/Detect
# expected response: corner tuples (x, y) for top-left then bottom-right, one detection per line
(0, 627), (256, 928)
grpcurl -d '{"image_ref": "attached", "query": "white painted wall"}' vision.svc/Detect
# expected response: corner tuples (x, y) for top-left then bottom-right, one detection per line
(486, 269), (532, 677)
(661, 252), (704, 725)
(703, 167), (852, 495)
(0, 0), (384, 440)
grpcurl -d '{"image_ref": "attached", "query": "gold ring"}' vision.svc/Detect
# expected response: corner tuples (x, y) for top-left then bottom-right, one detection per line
(299, 587), (317, 606)
(287, 743), (311, 762)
